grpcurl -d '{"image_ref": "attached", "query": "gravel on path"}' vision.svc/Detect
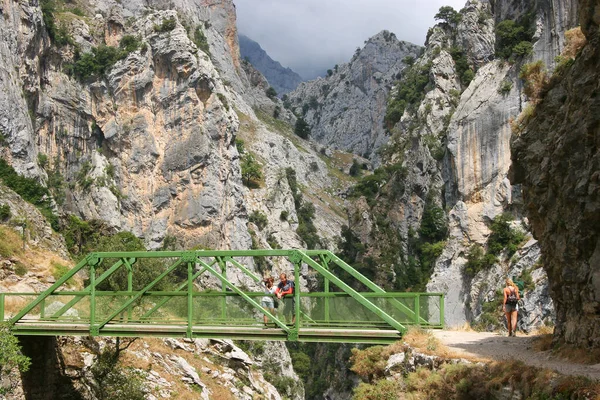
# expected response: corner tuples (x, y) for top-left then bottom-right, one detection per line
(432, 330), (600, 381)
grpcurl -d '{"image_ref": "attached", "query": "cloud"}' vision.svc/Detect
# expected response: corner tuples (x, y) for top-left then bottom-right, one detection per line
(234, 0), (467, 79)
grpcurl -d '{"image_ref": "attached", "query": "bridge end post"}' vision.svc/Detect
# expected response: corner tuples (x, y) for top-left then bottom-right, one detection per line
(187, 258), (194, 339)
(414, 295), (420, 325)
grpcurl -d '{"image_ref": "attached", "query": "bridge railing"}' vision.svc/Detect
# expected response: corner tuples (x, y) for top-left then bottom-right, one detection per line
(1, 250), (444, 342)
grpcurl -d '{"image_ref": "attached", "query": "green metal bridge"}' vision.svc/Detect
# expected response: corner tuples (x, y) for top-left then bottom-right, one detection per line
(1, 250), (444, 344)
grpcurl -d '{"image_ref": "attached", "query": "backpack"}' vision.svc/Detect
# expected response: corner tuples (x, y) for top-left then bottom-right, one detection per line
(507, 288), (518, 305)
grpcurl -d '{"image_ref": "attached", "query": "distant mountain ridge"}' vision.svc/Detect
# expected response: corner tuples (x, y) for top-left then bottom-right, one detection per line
(238, 34), (303, 95)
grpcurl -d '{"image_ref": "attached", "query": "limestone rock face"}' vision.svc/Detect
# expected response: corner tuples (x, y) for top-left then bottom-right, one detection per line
(511, 28), (600, 347)
(0, 1), (46, 178)
(239, 34), (303, 95)
(426, 0), (576, 327)
(287, 30), (422, 160)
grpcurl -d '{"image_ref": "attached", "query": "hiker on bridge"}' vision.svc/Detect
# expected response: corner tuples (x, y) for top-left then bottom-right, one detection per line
(261, 276), (277, 327)
(275, 273), (295, 325)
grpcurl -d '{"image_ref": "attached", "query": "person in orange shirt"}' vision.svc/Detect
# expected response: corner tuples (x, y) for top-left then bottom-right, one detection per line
(275, 273), (295, 325)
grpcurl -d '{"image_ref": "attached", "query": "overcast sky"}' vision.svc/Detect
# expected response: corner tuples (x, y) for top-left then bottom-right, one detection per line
(234, 0), (467, 79)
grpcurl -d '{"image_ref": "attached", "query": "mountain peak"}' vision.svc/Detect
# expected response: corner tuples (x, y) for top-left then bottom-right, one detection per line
(238, 34), (303, 95)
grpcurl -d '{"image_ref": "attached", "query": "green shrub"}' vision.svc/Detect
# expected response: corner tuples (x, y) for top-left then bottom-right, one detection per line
(240, 153), (263, 188)
(217, 93), (229, 110)
(76, 161), (94, 189)
(464, 244), (496, 276)
(349, 159), (362, 177)
(495, 11), (535, 59)
(296, 202), (320, 249)
(193, 26), (210, 55)
(154, 17), (176, 33)
(419, 199), (448, 242)
(37, 153), (48, 169)
(267, 233), (280, 249)
(89, 231), (175, 291)
(519, 268), (535, 292)
(119, 35), (142, 53)
(337, 225), (366, 264)
(72, 45), (128, 80)
(63, 214), (99, 256)
(294, 117), (310, 139)
(0, 324), (31, 375)
(384, 61), (432, 128)
(403, 55), (415, 66)
(353, 379), (402, 400)
(265, 87), (277, 99)
(0, 158), (58, 230)
(0, 204), (11, 221)
(91, 346), (146, 400)
(289, 351), (311, 381)
(349, 346), (386, 381)
(472, 289), (504, 331)
(235, 138), (245, 154)
(248, 210), (268, 230)
(487, 213), (526, 256)
(351, 163), (406, 207)
(70, 7), (85, 17)
(450, 46), (475, 86)
(434, 6), (462, 25)
(519, 60), (548, 102)
(284, 167), (321, 249)
(41, 0), (74, 46)
(513, 40), (534, 57)
(280, 210), (289, 221)
(461, 68), (475, 85)
(463, 215), (524, 277)
(51, 261), (76, 287)
(498, 80), (513, 95)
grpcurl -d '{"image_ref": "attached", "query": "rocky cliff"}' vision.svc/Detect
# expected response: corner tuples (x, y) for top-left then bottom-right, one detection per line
(313, 0), (578, 331)
(511, 0), (600, 348)
(239, 34), (303, 96)
(422, 0), (577, 327)
(287, 30), (422, 160)
(0, 0), (353, 397)
(0, 0), (345, 254)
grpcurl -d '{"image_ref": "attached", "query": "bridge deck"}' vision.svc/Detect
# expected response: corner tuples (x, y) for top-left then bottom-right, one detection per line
(12, 319), (402, 343)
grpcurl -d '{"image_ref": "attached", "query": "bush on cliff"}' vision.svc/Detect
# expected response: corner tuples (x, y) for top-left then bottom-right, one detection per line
(0, 324), (31, 376)
(495, 11), (535, 60)
(0, 158), (58, 230)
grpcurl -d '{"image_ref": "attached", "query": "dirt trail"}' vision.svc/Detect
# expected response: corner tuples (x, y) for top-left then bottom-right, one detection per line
(432, 330), (600, 381)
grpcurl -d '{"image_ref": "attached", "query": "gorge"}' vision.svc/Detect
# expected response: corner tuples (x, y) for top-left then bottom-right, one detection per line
(0, 0), (598, 398)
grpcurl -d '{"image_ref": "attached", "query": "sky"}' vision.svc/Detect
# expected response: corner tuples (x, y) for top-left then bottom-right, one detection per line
(234, 0), (467, 79)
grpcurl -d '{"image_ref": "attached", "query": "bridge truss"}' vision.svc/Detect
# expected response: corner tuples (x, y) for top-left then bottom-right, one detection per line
(1, 250), (444, 343)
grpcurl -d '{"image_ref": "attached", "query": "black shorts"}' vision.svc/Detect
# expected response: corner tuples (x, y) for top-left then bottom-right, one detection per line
(505, 303), (518, 312)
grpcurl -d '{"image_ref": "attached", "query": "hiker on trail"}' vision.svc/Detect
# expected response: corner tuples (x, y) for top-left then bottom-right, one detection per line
(503, 278), (521, 337)
(275, 273), (295, 325)
(261, 276), (276, 326)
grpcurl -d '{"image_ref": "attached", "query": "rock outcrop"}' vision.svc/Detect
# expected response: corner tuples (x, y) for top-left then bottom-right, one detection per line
(239, 34), (304, 95)
(5, 336), (296, 400)
(510, 1), (600, 347)
(287, 30), (422, 160)
(311, 0), (575, 331)
(427, 0), (577, 327)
